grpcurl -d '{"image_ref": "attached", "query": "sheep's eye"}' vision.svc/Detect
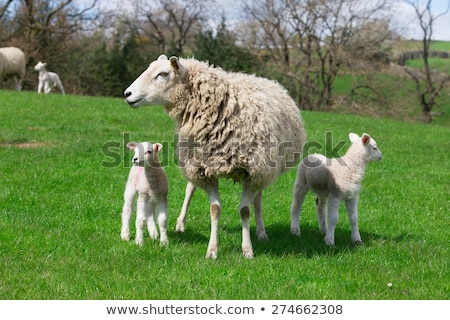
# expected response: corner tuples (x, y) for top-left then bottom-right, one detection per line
(157, 71), (169, 79)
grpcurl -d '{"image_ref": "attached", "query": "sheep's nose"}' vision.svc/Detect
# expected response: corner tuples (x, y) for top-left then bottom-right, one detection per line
(124, 91), (132, 99)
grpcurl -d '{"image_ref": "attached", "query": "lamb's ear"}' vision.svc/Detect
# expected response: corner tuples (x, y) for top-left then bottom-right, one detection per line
(361, 133), (371, 146)
(157, 54), (168, 61)
(154, 143), (163, 153)
(169, 56), (184, 74)
(349, 133), (359, 143)
(126, 142), (138, 150)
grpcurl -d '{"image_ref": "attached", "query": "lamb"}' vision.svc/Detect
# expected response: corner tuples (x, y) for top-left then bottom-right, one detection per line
(0, 47), (26, 91)
(290, 132), (382, 246)
(121, 141), (169, 246)
(34, 61), (65, 94)
(124, 54), (306, 259)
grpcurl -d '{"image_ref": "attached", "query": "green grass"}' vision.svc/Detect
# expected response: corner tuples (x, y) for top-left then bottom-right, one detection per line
(0, 91), (448, 300)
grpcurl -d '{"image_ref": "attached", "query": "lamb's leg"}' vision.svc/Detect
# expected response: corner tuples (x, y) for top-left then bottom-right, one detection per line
(240, 187), (258, 259)
(205, 182), (221, 259)
(135, 194), (148, 246)
(56, 77), (65, 94)
(146, 200), (158, 241)
(290, 171), (308, 236)
(44, 82), (51, 94)
(316, 197), (328, 234)
(324, 197), (340, 246)
(121, 186), (135, 241)
(253, 190), (268, 241)
(346, 196), (363, 245)
(157, 198), (169, 246)
(37, 81), (43, 94)
(176, 181), (196, 232)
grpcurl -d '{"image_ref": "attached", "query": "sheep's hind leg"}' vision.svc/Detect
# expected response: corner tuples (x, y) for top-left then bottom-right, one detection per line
(290, 177), (308, 237)
(324, 197), (340, 246)
(346, 196), (363, 245)
(146, 200), (158, 241)
(316, 197), (327, 234)
(121, 187), (135, 241)
(176, 181), (196, 232)
(205, 182), (221, 259)
(240, 187), (258, 259)
(253, 190), (268, 241)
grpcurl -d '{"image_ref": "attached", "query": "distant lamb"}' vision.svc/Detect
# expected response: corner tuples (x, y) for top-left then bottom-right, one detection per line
(124, 54), (306, 259)
(34, 61), (65, 94)
(0, 47), (26, 91)
(121, 141), (169, 246)
(290, 133), (382, 246)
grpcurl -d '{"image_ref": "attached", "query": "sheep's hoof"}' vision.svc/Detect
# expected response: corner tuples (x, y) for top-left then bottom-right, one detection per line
(175, 221), (185, 232)
(206, 246), (218, 259)
(160, 239), (169, 246)
(290, 226), (301, 237)
(121, 229), (130, 241)
(135, 239), (144, 246)
(242, 248), (254, 259)
(353, 240), (364, 246)
(324, 238), (335, 246)
(256, 230), (269, 241)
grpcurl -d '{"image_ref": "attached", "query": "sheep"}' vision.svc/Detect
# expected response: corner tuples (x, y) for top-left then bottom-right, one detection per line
(124, 54), (306, 259)
(0, 47), (26, 91)
(290, 132), (382, 246)
(34, 61), (65, 94)
(175, 181), (268, 243)
(121, 141), (169, 246)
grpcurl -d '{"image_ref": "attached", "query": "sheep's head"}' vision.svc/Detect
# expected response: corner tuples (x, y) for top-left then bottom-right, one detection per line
(126, 141), (163, 167)
(349, 132), (382, 162)
(34, 61), (46, 71)
(124, 54), (185, 108)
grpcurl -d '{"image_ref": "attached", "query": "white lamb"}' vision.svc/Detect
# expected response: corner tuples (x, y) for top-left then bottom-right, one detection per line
(124, 54), (306, 259)
(0, 47), (26, 91)
(290, 133), (382, 246)
(34, 61), (65, 94)
(121, 141), (169, 246)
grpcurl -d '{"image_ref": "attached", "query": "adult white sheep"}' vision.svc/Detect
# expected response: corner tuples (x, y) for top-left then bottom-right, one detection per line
(0, 47), (26, 91)
(290, 132), (382, 246)
(34, 61), (65, 94)
(124, 54), (306, 259)
(121, 141), (169, 246)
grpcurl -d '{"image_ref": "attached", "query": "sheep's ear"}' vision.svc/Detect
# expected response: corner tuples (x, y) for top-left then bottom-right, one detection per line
(349, 133), (359, 143)
(170, 56), (183, 74)
(361, 133), (371, 146)
(157, 54), (168, 61)
(154, 143), (163, 153)
(126, 142), (138, 150)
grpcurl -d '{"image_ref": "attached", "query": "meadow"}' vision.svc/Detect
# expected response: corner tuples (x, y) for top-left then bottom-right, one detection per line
(0, 91), (448, 300)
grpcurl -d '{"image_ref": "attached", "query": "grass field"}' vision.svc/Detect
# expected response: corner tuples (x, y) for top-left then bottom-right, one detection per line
(0, 91), (448, 300)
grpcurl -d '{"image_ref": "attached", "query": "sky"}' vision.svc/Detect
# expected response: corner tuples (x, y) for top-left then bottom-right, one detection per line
(85, 0), (450, 41)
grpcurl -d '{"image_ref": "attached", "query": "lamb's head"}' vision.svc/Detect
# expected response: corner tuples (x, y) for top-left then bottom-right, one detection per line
(124, 54), (185, 108)
(126, 141), (163, 167)
(349, 132), (382, 162)
(34, 61), (46, 72)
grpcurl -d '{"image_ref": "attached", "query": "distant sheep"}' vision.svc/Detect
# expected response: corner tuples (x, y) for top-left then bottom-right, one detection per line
(290, 133), (382, 246)
(124, 54), (306, 259)
(0, 47), (26, 91)
(121, 141), (169, 246)
(34, 61), (65, 94)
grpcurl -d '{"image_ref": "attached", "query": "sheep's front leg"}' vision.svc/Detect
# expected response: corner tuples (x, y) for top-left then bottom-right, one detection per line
(176, 181), (196, 232)
(346, 196), (363, 245)
(135, 194), (148, 246)
(157, 198), (169, 246)
(253, 190), (268, 241)
(146, 200), (158, 241)
(121, 185), (135, 241)
(37, 81), (43, 94)
(324, 197), (340, 246)
(206, 183), (221, 259)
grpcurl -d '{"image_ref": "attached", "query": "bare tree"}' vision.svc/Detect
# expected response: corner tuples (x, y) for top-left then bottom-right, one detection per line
(403, 0), (450, 123)
(243, 0), (390, 111)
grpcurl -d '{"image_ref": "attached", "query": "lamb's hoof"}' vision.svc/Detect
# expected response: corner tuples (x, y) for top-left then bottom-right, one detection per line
(324, 238), (335, 246)
(353, 240), (364, 246)
(135, 239), (144, 246)
(160, 239), (169, 246)
(206, 246), (218, 259)
(149, 231), (159, 241)
(121, 230), (130, 241)
(175, 221), (185, 232)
